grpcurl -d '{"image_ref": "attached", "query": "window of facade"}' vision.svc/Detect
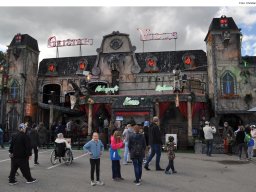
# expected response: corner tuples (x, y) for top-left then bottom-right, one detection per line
(9, 80), (20, 100)
(221, 71), (236, 95)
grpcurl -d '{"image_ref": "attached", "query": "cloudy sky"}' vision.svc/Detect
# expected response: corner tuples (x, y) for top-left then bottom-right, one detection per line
(0, 7), (255, 62)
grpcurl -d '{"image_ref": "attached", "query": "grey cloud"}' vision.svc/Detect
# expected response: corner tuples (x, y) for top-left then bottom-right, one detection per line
(0, 7), (228, 62)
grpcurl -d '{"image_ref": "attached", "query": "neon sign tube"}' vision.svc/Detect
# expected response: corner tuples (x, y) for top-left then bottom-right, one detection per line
(48, 36), (93, 48)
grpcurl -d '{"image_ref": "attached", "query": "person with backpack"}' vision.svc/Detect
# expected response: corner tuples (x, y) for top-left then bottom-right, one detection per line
(245, 128), (254, 160)
(128, 124), (146, 186)
(236, 126), (248, 160)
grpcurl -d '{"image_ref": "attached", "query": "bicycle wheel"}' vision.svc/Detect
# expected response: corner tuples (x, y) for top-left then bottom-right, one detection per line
(64, 150), (73, 166)
(50, 150), (58, 165)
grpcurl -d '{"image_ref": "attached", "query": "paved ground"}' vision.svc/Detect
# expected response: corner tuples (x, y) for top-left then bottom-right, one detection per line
(0, 148), (256, 192)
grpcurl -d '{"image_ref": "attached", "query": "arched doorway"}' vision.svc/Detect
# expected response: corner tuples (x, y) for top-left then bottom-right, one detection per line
(219, 114), (243, 131)
(43, 84), (61, 105)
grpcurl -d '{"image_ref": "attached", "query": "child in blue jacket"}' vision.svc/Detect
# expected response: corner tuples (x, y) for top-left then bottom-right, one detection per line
(83, 132), (104, 186)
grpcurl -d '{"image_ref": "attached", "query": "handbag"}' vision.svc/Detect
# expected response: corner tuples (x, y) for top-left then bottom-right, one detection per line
(109, 146), (121, 160)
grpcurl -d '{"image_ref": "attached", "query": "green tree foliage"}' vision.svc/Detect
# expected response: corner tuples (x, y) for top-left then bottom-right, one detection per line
(0, 51), (7, 66)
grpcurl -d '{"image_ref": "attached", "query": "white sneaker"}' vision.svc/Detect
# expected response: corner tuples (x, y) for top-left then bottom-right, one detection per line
(26, 179), (37, 184)
(91, 181), (96, 186)
(95, 180), (104, 186)
(136, 182), (141, 186)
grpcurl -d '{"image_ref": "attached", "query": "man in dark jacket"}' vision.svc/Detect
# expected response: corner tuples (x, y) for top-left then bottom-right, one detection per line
(28, 125), (40, 165)
(144, 116), (164, 171)
(236, 126), (248, 160)
(9, 123), (37, 185)
(128, 124), (146, 186)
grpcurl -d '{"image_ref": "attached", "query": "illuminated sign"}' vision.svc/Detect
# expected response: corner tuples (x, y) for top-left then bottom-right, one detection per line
(155, 85), (174, 92)
(48, 36), (93, 48)
(95, 85), (119, 94)
(123, 97), (140, 106)
(137, 28), (177, 41)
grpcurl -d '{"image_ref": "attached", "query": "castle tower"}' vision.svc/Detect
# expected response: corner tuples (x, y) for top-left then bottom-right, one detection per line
(205, 15), (252, 125)
(3, 33), (39, 132)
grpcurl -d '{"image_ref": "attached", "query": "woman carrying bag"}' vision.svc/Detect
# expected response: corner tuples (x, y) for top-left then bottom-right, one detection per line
(110, 130), (124, 181)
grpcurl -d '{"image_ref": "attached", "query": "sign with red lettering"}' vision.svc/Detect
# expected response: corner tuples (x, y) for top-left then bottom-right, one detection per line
(137, 28), (177, 41)
(48, 36), (93, 48)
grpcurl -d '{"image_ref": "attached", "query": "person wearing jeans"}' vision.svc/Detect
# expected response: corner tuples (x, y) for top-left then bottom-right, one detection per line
(144, 117), (163, 171)
(122, 124), (134, 164)
(128, 124), (146, 186)
(145, 144), (162, 169)
(236, 126), (248, 160)
(203, 121), (216, 156)
(205, 139), (213, 156)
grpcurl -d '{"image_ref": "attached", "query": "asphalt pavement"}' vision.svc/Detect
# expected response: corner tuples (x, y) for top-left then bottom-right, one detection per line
(0, 148), (256, 192)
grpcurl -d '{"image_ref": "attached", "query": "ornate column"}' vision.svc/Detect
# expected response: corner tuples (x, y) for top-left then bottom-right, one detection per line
(155, 101), (159, 118)
(87, 98), (94, 136)
(187, 96), (193, 144)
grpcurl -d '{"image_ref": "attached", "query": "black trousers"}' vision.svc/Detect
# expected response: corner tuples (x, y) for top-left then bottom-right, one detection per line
(112, 160), (121, 179)
(32, 147), (38, 163)
(90, 158), (100, 181)
(9, 158), (33, 182)
(165, 159), (175, 172)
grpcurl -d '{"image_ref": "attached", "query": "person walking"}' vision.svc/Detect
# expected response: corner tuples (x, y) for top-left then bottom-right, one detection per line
(250, 125), (256, 157)
(8, 123), (37, 185)
(37, 122), (48, 149)
(110, 130), (124, 181)
(28, 125), (40, 165)
(223, 122), (234, 154)
(143, 121), (150, 163)
(128, 124), (146, 186)
(0, 125), (4, 149)
(236, 126), (248, 160)
(165, 136), (177, 175)
(203, 121), (216, 156)
(144, 116), (164, 171)
(245, 128), (254, 160)
(83, 132), (104, 186)
(122, 123), (134, 165)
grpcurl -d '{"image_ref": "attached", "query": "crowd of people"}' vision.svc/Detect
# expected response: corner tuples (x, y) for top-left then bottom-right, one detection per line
(5, 116), (256, 187)
(202, 121), (256, 160)
(83, 116), (177, 187)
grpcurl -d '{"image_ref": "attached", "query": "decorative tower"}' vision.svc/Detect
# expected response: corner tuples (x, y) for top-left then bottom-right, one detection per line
(3, 33), (39, 133)
(205, 15), (242, 118)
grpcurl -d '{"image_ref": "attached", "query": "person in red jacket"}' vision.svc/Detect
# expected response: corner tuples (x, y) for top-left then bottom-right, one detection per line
(110, 130), (124, 181)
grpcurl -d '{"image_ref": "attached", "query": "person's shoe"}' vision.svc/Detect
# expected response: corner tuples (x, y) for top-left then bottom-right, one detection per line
(172, 170), (177, 174)
(136, 182), (141, 186)
(165, 170), (171, 174)
(112, 178), (118, 181)
(123, 162), (128, 165)
(156, 168), (164, 171)
(127, 161), (133, 163)
(95, 180), (104, 186)
(26, 179), (37, 184)
(34, 162), (39, 166)
(144, 165), (150, 171)
(118, 177), (124, 180)
(9, 180), (18, 185)
(91, 181), (96, 186)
